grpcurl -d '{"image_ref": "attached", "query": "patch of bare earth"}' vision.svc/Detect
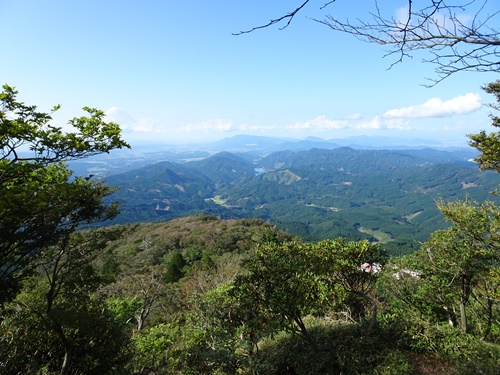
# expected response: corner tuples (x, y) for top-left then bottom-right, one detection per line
(405, 351), (457, 375)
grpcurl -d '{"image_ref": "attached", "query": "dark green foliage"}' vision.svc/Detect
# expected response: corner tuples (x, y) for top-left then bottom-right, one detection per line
(0, 84), (129, 300)
(101, 259), (120, 283)
(402, 199), (500, 335)
(163, 252), (186, 283)
(469, 80), (500, 173)
(170, 282), (251, 374)
(1, 287), (131, 375)
(233, 239), (385, 347)
(255, 319), (414, 375)
(0, 230), (132, 374)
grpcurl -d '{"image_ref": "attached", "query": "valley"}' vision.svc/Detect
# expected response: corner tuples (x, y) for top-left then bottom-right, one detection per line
(78, 135), (500, 255)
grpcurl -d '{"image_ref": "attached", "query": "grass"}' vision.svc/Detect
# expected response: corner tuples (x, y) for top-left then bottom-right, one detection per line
(357, 226), (394, 243)
(405, 210), (423, 221)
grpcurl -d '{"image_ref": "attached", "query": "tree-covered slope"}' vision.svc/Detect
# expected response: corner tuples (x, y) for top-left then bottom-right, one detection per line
(257, 147), (472, 172)
(188, 151), (256, 188)
(105, 147), (500, 254)
(106, 161), (224, 224)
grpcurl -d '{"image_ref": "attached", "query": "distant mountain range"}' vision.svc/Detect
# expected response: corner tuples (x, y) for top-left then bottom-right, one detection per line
(102, 144), (500, 255)
(69, 134), (476, 178)
(211, 134), (463, 153)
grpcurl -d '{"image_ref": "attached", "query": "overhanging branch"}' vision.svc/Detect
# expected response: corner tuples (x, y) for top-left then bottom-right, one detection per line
(234, 0), (500, 84)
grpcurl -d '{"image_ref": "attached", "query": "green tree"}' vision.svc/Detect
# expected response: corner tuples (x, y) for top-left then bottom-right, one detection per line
(412, 199), (500, 334)
(235, 241), (325, 345)
(470, 80), (500, 173)
(0, 84), (130, 300)
(163, 252), (186, 284)
(175, 282), (250, 374)
(313, 239), (385, 330)
(130, 323), (177, 374)
(0, 230), (131, 375)
(233, 239), (385, 347)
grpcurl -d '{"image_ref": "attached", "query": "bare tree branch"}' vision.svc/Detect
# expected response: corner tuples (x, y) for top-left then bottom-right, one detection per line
(232, 0), (313, 35)
(237, 0), (500, 84)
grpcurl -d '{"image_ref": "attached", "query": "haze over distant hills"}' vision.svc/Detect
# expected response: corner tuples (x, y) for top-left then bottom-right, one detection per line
(212, 134), (450, 152)
(69, 134), (477, 178)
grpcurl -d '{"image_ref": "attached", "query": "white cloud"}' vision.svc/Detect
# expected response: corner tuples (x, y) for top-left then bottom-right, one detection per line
(105, 107), (160, 134)
(345, 113), (362, 121)
(353, 116), (411, 130)
(381, 118), (412, 130)
(287, 115), (350, 131)
(103, 109), (277, 142)
(357, 116), (381, 130)
(383, 93), (481, 119)
(104, 100), (480, 144)
(182, 119), (234, 133)
(237, 123), (275, 132)
(105, 107), (135, 130)
(286, 114), (413, 132)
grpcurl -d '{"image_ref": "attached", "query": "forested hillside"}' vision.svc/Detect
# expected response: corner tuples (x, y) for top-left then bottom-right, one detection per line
(107, 147), (500, 254)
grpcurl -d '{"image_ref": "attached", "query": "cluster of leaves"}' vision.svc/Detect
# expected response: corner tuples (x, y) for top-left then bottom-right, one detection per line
(234, 239), (385, 344)
(0, 84), (131, 374)
(0, 84), (130, 300)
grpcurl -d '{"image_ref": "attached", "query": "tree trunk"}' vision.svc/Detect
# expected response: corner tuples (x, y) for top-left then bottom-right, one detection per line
(46, 280), (73, 375)
(459, 299), (467, 333)
(47, 314), (72, 375)
(49, 317), (72, 375)
(60, 350), (72, 375)
(482, 297), (494, 340)
(459, 277), (470, 334)
(294, 315), (315, 347)
(351, 290), (377, 331)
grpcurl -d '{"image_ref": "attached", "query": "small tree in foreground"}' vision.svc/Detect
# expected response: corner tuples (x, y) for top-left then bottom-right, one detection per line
(411, 199), (500, 334)
(0, 84), (130, 301)
(470, 80), (500, 174)
(233, 239), (385, 348)
(0, 230), (131, 375)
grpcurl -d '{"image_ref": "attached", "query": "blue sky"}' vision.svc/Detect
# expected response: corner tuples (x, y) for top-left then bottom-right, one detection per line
(2, 0), (499, 146)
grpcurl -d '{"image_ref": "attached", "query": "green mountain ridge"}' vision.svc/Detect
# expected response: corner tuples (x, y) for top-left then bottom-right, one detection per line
(188, 151), (256, 188)
(105, 147), (500, 254)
